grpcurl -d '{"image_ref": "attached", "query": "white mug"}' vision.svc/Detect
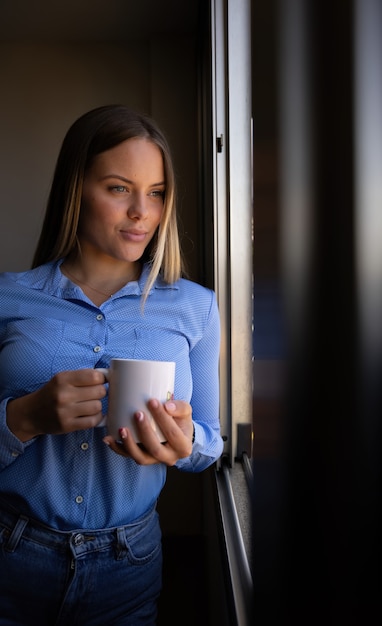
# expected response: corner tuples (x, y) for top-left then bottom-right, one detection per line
(98, 358), (176, 443)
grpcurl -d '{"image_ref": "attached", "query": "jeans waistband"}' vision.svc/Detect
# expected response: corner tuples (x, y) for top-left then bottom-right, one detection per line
(0, 497), (156, 557)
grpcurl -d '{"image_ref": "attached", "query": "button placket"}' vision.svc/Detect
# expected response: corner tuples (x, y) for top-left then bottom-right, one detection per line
(90, 310), (106, 357)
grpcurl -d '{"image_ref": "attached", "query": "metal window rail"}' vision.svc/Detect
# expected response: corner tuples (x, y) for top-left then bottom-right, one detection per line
(215, 455), (254, 626)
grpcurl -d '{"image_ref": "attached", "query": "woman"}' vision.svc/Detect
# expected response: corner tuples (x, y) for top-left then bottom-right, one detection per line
(0, 105), (223, 625)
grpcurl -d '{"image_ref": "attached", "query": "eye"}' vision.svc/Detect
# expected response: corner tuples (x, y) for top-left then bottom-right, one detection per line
(150, 189), (165, 199)
(110, 185), (127, 193)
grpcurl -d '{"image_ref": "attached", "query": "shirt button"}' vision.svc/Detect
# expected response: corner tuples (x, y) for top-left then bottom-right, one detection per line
(81, 442), (89, 451)
(96, 314), (103, 321)
(93, 346), (101, 353)
(11, 451), (19, 457)
(75, 495), (84, 504)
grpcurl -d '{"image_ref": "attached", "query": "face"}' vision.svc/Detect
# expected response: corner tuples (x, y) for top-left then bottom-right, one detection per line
(78, 137), (165, 265)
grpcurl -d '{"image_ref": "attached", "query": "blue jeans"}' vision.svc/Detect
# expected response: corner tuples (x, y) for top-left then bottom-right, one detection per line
(0, 500), (162, 625)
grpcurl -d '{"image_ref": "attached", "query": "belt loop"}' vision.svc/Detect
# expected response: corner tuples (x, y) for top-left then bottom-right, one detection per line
(114, 526), (128, 561)
(4, 514), (29, 553)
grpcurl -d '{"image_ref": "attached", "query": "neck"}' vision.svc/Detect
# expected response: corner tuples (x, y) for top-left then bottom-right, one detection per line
(61, 258), (141, 298)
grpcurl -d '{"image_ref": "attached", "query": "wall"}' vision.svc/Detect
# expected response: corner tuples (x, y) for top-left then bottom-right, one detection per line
(0, 38), (200, 280)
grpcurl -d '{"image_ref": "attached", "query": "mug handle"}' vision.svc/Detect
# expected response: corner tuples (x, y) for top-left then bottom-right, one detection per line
(96, 367), (109, 427)
(97, 367), (109, 381)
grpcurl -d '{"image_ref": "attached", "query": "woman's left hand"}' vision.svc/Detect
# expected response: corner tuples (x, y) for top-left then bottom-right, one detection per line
(103, 399), (194, 465)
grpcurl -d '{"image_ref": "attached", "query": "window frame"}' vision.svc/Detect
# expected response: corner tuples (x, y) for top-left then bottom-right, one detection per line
(211, 0), (253, 465)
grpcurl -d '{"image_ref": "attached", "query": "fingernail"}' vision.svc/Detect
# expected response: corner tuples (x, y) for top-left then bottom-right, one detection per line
(102, 438), (110, 446)
(135, 411), (144, 422)
(150, 399), (159, 409)
(119, 428), (127, 439)
(165, 401), (176, 412)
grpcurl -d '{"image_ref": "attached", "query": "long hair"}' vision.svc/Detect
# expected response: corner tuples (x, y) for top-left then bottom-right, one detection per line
(32, 105), (183, 300)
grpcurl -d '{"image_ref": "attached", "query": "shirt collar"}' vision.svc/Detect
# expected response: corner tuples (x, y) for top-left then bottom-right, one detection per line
(24, 259), (179, 301)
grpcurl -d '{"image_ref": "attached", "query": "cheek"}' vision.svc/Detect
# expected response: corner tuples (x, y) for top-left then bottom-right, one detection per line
(79, 198), (113, 232)
(154, 205), (164, 226)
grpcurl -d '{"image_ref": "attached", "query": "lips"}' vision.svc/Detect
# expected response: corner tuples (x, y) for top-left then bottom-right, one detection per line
(120, 229), (148, 242)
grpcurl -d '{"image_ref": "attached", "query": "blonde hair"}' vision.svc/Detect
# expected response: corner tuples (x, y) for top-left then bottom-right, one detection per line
(32, 105), (183, 303)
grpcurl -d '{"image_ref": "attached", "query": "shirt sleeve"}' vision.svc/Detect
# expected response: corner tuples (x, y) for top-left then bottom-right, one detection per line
(175, 290), (224, 472)
(0, 398), (35, 470)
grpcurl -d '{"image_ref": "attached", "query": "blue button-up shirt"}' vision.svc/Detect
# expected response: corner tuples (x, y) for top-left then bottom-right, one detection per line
(0, 260), (223, 530)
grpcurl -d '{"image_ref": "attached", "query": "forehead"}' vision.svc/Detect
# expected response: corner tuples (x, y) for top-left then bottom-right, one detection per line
(93, 138), (164, 171)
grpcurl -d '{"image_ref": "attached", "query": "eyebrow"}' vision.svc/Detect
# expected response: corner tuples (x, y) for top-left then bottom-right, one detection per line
(101, 174), (166, 187)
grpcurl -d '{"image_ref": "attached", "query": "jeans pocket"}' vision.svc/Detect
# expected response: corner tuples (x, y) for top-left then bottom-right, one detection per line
(124, 511), (162, 566)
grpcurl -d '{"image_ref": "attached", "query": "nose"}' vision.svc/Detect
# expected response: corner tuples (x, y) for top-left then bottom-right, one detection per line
(127, 192), (148, 220)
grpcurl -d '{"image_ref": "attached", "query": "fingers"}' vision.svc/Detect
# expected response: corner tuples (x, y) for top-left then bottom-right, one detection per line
(163, 399), (190, 419)
(56, 368), (107, 387)
(104, 427), (167, 466)
(103, 399), (193, 464)
(33, 369), (107, 434)
(160, 399), (194, 443)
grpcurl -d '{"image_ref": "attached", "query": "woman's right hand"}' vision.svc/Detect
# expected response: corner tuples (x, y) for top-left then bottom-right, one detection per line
(6, 369), (107, 442)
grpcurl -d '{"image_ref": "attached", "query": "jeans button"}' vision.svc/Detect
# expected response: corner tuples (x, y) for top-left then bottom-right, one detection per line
(73, 533), (84, 546)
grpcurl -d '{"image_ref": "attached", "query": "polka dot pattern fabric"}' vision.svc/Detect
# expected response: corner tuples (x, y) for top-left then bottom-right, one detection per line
(0, 260), (223, 530)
